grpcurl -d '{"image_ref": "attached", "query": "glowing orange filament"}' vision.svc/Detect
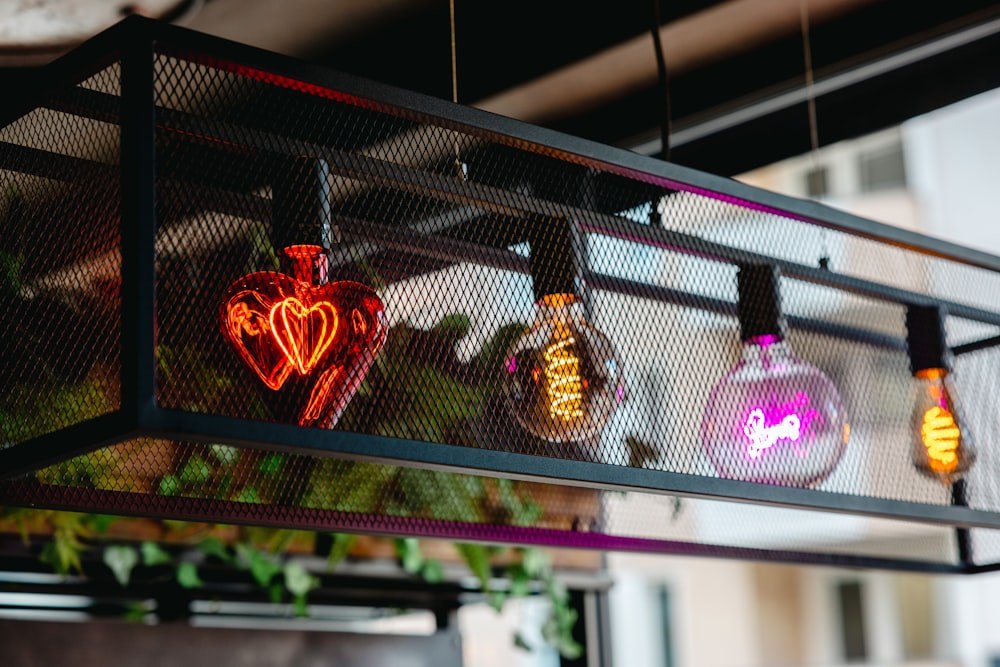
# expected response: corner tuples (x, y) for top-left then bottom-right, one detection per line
(269, 297), (339, 375)
(921, 405), (961, 474)
(544, 338), (584, 421)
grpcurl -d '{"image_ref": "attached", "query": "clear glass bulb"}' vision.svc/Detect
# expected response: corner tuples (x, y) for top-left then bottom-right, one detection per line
(910, 368), (975, 484)
(701, 335), (849, 487)
(504, 294), (625, 443)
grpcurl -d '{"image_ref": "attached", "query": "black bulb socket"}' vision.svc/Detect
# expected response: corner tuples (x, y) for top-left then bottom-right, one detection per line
(906, 304), (950, 374)
(271, 156), (335, 254)
(529, 216), (584, 303)
(737, 264), (786, 343)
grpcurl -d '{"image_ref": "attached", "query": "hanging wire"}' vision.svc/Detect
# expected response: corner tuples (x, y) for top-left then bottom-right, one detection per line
(651, 0), (672, 162)
(800, 0), (830, 269)
(449, 0), (467, 180)
(800, 0), (820, 167)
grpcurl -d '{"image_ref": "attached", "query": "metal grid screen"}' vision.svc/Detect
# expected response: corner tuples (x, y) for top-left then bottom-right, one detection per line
(3, 19), (1000, 572)
(0, 62), (123, 451)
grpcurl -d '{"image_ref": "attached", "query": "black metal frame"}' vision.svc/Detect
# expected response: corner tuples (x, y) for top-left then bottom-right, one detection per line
(3, 16), (1000, 574)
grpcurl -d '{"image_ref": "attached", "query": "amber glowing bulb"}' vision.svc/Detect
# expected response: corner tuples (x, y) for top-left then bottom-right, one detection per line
(906, 306), (975, 485)
(504, 293), (624, 443)
(911, 368), (973, 483)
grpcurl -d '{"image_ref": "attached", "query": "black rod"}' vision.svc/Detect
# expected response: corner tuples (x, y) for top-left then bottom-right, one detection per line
(953, 479), (973, 567)
(119, 20), (157, 424)
(953, 334), (1000, 356)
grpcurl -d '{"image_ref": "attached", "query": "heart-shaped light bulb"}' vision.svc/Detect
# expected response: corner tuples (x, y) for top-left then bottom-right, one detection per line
(221, 271), (386, 427)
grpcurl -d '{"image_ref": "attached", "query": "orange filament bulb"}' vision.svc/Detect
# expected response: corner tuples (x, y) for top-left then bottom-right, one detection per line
(543, 337), (584, 421)
(921, 405), (961, 474)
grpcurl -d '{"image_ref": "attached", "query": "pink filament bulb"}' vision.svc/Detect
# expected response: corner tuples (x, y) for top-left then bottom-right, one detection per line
(743, 408), (801, 459)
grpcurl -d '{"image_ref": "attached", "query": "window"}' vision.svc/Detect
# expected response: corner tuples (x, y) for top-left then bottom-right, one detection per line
(656, 585), (676, 667)
(836, 581), (868, 662)
(805, 166), (829, 198)
(859, 141), (906, 192)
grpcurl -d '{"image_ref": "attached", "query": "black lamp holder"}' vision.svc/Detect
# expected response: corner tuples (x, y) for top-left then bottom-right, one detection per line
(271, 155), (337, 278)
(906, 304), (950, 373)
(737, 263), (786, 342)
(528, 216), (584, 304)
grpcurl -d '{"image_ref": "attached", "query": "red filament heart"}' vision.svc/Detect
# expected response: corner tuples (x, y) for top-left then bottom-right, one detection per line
(221, 271), (386, 426)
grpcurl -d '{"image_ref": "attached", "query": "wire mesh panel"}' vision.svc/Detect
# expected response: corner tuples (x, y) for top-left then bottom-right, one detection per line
(0, 62), (123, 452)
(2, 17), (1000, 572)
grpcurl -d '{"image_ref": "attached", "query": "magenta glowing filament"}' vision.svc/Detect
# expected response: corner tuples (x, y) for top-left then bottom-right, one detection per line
(743, 408), (800, 459)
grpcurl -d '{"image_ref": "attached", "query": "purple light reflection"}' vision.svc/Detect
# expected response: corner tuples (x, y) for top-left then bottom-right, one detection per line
(748, 334), (781, 347)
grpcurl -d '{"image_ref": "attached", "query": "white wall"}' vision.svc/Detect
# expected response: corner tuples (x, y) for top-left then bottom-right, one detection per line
(904, 87), (1000, 255)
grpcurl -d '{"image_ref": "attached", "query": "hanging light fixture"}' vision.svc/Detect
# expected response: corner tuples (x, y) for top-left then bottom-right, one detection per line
(220, 157), (387, 428)
(503, 218), (625, 443)
(905, 305), (975, 484)
(701, 264), (849, 486)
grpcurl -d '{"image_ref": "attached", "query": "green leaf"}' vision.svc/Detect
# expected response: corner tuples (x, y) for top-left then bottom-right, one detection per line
(0, 251), (24, 295)
(432, 313), (472, 340)
(103, 545), (139, 587)
(84, 514), (117, 535)
(293, 594), (309, 618)
(257, 453), (285, 476)
(236, 544), (282, 588)
(39, 517), (87, 576)
(180, 455), (212, 483)
(158, 475), (180, 496)
(176, 561), (203, 589)
(420, 558), (444, 584)
(455, 543), (491, 590)
(325, 533), (356, 571)
(269, 581), (284, 604)
(210, 444), (240, 465)
(394, 538), (423, 575)
(513, 632), (533, 652)
(236, 487), (260, 504)
(141, 541), (173, 566)
(506, 564), (531, 597)
(476, 322), (529, 376)
(283, 561), (319, 598)
(488, 590), (507, 612)
(626, 435), (659, 468)
(556, 635), (583, 660)
(521, 548), (551, 579)
(124, 601), (149, 623)
(197, 536), (233, 564)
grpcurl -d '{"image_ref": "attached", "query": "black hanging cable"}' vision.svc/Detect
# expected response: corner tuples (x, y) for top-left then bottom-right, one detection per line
(799, 0), (830, 269)
(651, 0), (671, 162)
(449, 0), (467, 180)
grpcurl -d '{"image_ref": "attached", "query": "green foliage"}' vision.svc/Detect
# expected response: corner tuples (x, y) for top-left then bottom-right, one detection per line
(283, 561), (320, 616)
(1, 375), (112, 445)
(141, 541), (173, 566)
(176, 561), (203, 589)
(103, 545), (139, 586)
(39, 513), (89, 575)
(626, 434), (660, 468)
(325, 533), (356, 571)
